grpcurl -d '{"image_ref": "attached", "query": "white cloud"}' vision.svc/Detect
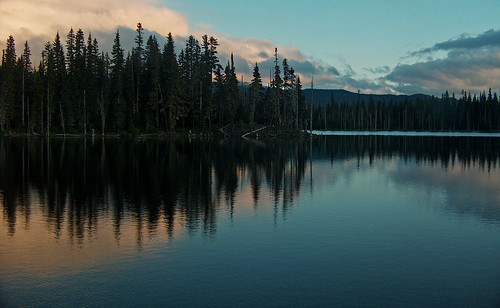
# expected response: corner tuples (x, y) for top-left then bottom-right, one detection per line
(0, 0), (189, 45)
(385, 29), (500, 95)
(386, 47), (500, 95)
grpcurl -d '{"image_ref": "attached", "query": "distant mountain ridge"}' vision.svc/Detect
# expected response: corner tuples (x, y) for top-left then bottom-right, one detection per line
(303, 89), (432, 106)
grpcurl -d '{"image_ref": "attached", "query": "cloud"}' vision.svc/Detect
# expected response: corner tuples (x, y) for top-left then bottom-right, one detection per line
(216, 36), (289, 66)
(386, 41), (500, 95)
(411, 29), (500, 56)
(364, 66), (391, 75)
(384, 29), (500, 95)
(257, 51), (269, 59)
(0, 0), (189, 52)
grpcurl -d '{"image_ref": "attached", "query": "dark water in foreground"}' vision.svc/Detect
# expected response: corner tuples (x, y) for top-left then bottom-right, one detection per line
(1, 136), (500, 307)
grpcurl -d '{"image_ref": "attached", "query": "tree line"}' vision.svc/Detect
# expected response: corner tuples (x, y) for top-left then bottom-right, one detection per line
(312, 90), (500, 132)
(0, 25), (310, 135)
(1, 25), (499, 135)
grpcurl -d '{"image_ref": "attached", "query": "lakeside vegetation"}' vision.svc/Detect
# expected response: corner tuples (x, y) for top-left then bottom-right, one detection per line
(0, 25), (499, 136)
(313, 89), (500, 132)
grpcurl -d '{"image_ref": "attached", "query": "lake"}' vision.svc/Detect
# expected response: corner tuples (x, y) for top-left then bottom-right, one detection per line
(1, 135), (500, 307)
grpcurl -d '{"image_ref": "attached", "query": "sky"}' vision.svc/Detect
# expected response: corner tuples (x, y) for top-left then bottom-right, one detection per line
(1, 0), (500, 95)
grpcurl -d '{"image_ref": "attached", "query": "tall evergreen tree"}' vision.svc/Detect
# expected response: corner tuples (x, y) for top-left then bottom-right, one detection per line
(74, 29), (86, 132)
(84, 33), (100, 134)
(161, 33), (182, 131)
(20, 41), (33, 131)
(180, 35), (201, 128)
(49, 32), (67, 134)
(42, 41), (54, 135)
(122, 53), (135, 132)
(270, 48), (282, 128)
(133, 23), (144, 117)
(0, 35), (16, 131)
(200, 35), (219, 128)
(66, 28), (76, 75)
(226, 54), (239, 124)
(109, 30), (125, 132)
(65, 28), (78, 129)
(213, 64), (226, 125)
(282, 58), (296, 128)
(249, 63), (262, 124)
(144, 35), (161, 131)
(97, 51), (109, 135)
(295, 76), (306, 129)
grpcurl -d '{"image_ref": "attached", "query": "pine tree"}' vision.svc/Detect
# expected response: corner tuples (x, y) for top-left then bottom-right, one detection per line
(180, 35), (201, 128)
(42, 41), (53, 135)
(51, 32), (67, 134)
(213, 64), (226, 125)
(97, 51), (109, 135)
(161, 33), (182, 131)
(271, 48), (282, 128)
(133, 23), (144, 117)
(74, 29), (86, 132)
(225, 54), (239, 124)
(65, 28), (77, 129)
(21, 41), (33, 131)
(0, 35), (16, 131)
(201, 35), (219, 128)
(66, 28), (76, 75)
(282, 58), (296, 128)
(109, 30), (125, 132)
(295, 76), (306, 129)
(144, 35), (161, 131)
(33, 58), (45, 133)
(84, 33), (100, 134)
(249, 63), (262, 124)
(123, 53), (135, 132)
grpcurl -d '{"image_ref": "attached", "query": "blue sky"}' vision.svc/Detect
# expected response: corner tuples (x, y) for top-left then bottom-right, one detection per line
(2, 0), (500, 95)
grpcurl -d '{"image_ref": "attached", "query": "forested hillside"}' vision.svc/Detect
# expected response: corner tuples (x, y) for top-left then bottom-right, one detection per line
(308, 89), (500, 131)
(0, 25), (499, 135)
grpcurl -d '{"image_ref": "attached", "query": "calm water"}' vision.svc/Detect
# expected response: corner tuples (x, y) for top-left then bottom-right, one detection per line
(1, 136), (500, 307)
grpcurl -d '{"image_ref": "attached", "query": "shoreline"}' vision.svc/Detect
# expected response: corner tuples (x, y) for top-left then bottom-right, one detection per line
(2, 128), (500, 139)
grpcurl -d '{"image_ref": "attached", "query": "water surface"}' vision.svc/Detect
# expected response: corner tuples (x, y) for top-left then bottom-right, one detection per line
(1, 136), (499, 307)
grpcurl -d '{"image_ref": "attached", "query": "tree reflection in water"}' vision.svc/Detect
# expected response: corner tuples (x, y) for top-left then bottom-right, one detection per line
(1, 135), (499, 246)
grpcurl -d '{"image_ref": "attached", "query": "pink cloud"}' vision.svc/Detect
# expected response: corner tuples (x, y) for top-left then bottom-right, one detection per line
(0, 0), (189, 44)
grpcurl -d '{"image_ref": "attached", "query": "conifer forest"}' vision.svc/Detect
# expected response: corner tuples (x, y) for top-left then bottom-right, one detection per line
(0, 25), (499, 135)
